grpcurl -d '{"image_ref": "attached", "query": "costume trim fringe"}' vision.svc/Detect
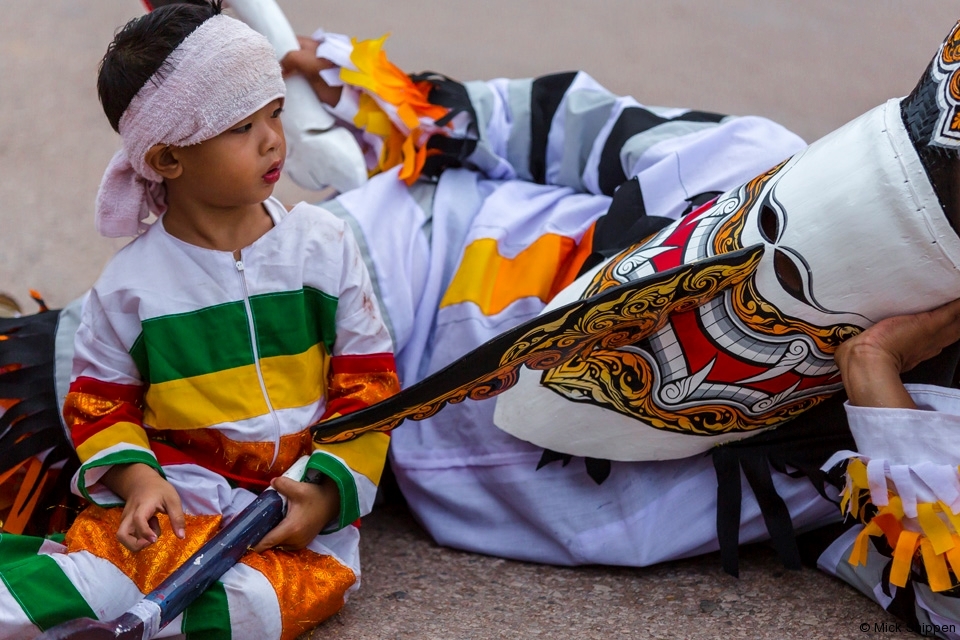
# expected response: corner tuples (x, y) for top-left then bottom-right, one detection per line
(340, 35), (452, 185)
(826, 450), (960, 592)
(0, 309), (78, 534)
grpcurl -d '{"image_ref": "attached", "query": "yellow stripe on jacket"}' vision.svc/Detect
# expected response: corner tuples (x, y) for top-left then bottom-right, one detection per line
(144, 345), (329, 431)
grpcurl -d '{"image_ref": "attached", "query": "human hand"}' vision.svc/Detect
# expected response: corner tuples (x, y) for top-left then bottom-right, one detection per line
(251, 475), (340, 553)
(101, 463), (186, 552)
(835, 297), (960, 408)
(279, 36), (343, 107)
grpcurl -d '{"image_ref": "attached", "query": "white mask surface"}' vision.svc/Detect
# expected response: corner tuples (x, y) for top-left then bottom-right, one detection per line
(495, 98), (960, 461)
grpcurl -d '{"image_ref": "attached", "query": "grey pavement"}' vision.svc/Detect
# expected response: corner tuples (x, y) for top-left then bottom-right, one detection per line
(2, 1), (958, 638)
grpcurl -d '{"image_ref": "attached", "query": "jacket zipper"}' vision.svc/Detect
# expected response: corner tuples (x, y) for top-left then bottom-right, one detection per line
(236, 255), (282, 468)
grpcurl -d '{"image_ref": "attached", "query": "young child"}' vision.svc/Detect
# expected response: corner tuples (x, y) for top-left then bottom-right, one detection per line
(0, 1), (399, 638)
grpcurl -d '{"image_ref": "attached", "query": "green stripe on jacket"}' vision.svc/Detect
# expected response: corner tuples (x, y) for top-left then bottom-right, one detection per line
(130, 287), (338, 384)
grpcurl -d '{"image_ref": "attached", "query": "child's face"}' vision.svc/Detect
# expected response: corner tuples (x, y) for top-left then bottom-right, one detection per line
(172, 99), (286, 209)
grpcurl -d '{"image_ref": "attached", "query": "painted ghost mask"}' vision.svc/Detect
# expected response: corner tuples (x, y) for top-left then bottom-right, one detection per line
(494, 22), (960, 461)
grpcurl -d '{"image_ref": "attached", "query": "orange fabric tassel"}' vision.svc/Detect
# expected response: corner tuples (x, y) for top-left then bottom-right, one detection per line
(889, 530), (921, 588)
(3, 458), (51, 534)
(344, 35), (451, 185)
(920, 538), (954, 592)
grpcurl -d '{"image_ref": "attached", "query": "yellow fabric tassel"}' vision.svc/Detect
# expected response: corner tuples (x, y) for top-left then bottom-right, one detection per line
(889, 530), (921, 588)
(917, 502), (956, 555)
(945, 542), (960, 579)
(343, 35), (450, 185)
(847, 458), (868, 486)
(841, 459), (870, 519)
(842, 457), (960, 591)
(354, 94), (394, 138)
(942, 502), (960, 536)
(849, 521), (883, 567)
(921, 538), (954, 592)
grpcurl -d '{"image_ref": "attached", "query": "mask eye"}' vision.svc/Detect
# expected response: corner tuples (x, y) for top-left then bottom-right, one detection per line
(774, 248), (806, 304)
(759, 204), (780, 243)
(771, 245), (866, 319)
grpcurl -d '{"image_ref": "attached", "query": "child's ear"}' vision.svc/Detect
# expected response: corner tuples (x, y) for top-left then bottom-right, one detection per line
(144, 144), (182, 179)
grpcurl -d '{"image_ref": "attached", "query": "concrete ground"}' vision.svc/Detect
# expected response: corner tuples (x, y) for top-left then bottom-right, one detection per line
(2, 1), (959, 638)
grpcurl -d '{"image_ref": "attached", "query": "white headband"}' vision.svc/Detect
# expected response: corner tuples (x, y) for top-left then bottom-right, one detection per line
(95, 14), (286, 238)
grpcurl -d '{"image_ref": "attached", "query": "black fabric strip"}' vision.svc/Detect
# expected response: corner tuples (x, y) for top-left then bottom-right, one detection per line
(597, 107), (725, 196)
(536, 448), (572, 469)
(713, 447), (743, 578)
(677, 110), (727, 124)
(424, 134), (478, 179)
(738, 454), (802, 571)
(0, 310), (59, 335)
(529, 71), (578, 184)
(584, 458), (611, 484)
(711, 391), (856, 577)
(711, 338), (960, 577)
(0, 392), (56, 434)
(12, 441), (78, 520)
(883, 569), (923, 632)
(0, 429), (63, 473)
(597, 108), (664, 195)
(407, 71), (480, 180)
(593, 177), (645, 253)
(0, 333), (56, 368)
(574, 177), (673, 279)
(23, 445), (82, 536)
(679, 191), (724, 218)
(591, 177), (671, 257)
(1, 407), (63, 450)
(0, 362), (54, 395)
(0, 308), (80, 535)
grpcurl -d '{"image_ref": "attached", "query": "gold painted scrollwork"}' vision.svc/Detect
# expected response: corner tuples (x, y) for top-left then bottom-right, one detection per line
(539, 234), (837, 435)
(940, 21), (960, 65)
(535, 157), (855, 435)
(542, 346), (829, 435)
(314, 245), (765, 444)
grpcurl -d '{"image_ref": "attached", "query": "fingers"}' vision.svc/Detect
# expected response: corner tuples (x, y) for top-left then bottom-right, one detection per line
(880, 300), (960, 371)
(296, 35), (319, 51)
(250, 477), (336, 553)
(279, 49), (310, 76)
(252, 478), (297, 551)
(251, 513), (313, 553)
(251, 518), (297, 553)
(280, 37), (320, 77)
(161, 491), (187, 540)
(270, 475), (301, 498)
(116, 501), (161, 552)
(114, 481), (186, 552)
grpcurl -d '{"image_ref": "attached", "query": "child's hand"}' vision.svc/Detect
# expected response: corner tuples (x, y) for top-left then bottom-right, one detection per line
(279, 36), (343, 107)
(101, 462), (186, 553)
(252, 475), (340, 553)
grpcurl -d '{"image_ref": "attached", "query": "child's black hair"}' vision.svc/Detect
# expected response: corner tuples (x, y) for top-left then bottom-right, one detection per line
(98, 1), (223, 132)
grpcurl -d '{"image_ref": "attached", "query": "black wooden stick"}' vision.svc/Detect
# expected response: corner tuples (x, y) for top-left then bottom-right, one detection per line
(35, 490), (285, 640)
